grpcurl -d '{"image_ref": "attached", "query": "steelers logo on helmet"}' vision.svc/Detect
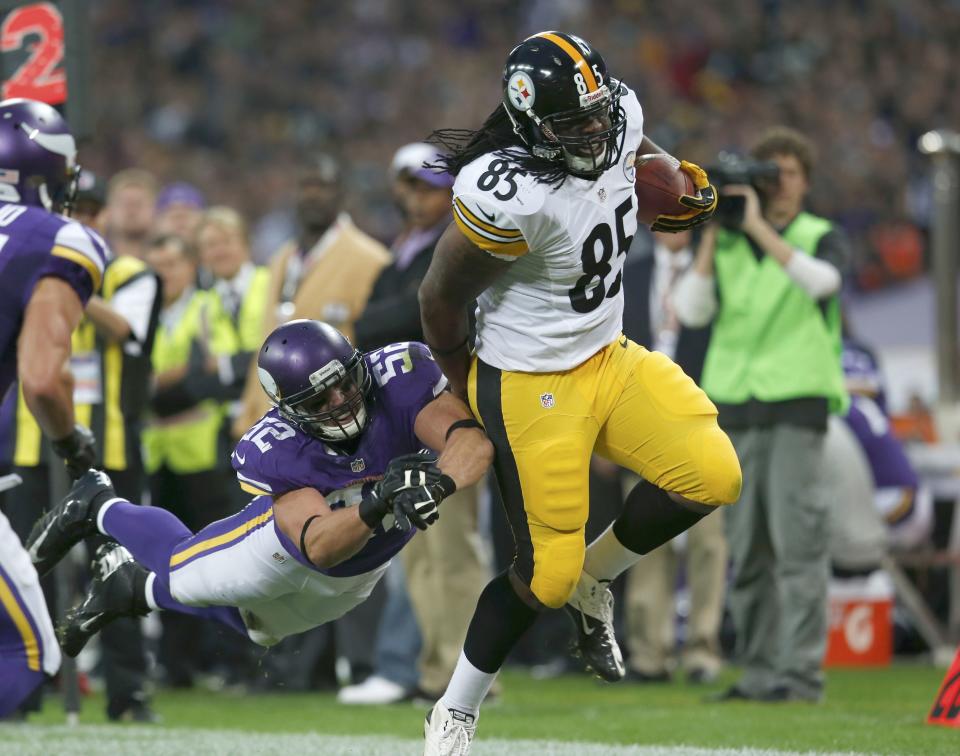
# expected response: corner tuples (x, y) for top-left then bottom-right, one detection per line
(507, 72), (536, 112)
(623, 150), (637, 182)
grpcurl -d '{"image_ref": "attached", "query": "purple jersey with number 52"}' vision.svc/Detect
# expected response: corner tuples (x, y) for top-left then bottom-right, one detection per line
(232, 341), (448, 577)
(0, 203), (109, 398)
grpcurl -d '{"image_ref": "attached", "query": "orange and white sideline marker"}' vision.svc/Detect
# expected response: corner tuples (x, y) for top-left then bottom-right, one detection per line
(927, 646), (960, 727)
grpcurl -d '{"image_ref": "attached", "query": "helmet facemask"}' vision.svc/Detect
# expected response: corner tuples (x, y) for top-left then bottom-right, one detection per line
(515, 85), (627, 180)
(273, 352), (372, 442)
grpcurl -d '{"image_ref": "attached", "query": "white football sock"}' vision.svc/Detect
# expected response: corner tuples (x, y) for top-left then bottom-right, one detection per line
(96, 497), (125, 536)
(441, 651), (498, 715)
(582, 523), (643, 583)
(145, 572), (160, 611)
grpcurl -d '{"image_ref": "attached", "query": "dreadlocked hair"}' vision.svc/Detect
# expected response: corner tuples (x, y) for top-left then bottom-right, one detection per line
(427, 103), (569, 187)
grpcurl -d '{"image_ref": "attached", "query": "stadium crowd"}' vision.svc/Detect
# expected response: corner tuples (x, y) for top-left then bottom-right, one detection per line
(84, 0), (960, 284)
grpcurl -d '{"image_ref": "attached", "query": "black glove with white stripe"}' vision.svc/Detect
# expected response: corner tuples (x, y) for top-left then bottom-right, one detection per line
(379, 452), (457, 532)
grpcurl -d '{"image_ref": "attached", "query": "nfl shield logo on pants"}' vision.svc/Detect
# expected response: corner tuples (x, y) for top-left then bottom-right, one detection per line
(540, 393), (555, 409)
(351, 459), (366, 473)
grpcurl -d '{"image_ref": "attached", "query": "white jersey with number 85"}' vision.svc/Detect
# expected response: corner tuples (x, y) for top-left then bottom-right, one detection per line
(451, 85), (644, 373)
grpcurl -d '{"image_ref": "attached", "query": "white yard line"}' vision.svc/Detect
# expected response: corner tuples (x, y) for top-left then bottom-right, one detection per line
(0, 725), (866, 756)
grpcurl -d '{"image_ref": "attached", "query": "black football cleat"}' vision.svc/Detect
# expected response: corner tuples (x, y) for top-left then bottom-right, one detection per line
(26, 469), (115, 576)
(565, 573), (626, 682)
(60, 543), (150, 658)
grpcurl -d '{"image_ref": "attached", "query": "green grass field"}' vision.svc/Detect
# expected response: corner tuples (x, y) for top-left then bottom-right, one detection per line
(3, 664), (958, 755)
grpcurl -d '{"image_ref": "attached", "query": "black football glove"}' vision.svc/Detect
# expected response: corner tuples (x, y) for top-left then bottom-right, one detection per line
(356, 453), (449, 530)
(51, 424), (97, 480)
(376, 452), (457, 532)
(357, 484), (392, 530)
(650, 160), (718, 233)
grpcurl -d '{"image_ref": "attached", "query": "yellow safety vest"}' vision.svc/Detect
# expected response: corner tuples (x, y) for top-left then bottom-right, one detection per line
(206, 266), (271, 355)
(142, 291), (225, 474)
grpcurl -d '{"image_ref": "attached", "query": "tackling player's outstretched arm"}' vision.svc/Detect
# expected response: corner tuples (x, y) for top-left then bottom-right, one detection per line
(418, 223), (512, 399)
(273, 487), (382, 570)
(374, 391), (494, 533)
(18, 278), (85, 440)
(414, 391), (493, 492)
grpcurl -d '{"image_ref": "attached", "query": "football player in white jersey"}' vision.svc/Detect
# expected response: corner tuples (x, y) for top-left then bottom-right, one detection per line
(418, 32), (743, 754)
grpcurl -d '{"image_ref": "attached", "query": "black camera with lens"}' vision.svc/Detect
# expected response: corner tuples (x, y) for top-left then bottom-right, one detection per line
(706, 152), (780, 230)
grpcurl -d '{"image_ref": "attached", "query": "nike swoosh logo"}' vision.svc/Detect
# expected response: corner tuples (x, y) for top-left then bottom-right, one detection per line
(80, 613), (104, 632)
(234, 451), (246, 465)
(28, 517), (55, 560)
(579, 607), (595, 636)
(478, 207), (497, 223)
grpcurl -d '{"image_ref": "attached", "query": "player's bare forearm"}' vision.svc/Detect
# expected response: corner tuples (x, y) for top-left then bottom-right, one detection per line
(18, 278), (84, 440)
(85, 296), (133, 343)
(436, 426), (493, 490)
(414, 391), (494, 490)
(419, 224), (511, 397)
(273, 487), (372, 569)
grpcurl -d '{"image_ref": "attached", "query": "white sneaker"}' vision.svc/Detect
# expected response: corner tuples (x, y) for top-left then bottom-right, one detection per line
(423, 700), (477, 755)
(337, 675), (409, 705)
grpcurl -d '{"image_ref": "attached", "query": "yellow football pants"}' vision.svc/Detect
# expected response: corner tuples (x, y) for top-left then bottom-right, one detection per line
(468, 335), (741, 609)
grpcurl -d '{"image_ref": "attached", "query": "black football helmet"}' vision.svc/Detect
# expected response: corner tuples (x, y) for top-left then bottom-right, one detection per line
(502, 31), (626, 180)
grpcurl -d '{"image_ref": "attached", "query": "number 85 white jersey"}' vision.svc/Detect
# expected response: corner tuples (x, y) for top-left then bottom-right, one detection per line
(452, 85), (644, 372)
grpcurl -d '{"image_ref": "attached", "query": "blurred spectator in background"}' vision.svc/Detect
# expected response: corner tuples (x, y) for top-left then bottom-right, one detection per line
(842, 338), (933, 551)
(193, 207), (271, 506)
(233, 153), (389, 437)
(72, 170), (109, 231)
(354, 144), (448, 349)
(155, 181), (206, 239)
(143, 234), (241, 688)
(81, 1), (960, 290)
(619, 229), (726, 684)
(104, 169), (159, 261)
(340, 145), (490, 705)
(10, 171), (161, 721)
(674, 126), (850, 703)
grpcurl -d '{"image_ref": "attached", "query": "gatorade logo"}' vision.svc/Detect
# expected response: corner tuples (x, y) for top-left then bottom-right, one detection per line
(844, 604), (874, 654)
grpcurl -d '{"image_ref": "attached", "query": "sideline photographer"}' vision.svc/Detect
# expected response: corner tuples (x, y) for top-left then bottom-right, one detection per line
(672, 127), (850, 703)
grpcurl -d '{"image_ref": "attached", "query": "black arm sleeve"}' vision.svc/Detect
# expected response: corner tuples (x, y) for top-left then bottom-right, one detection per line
(814, 228), (851, 274)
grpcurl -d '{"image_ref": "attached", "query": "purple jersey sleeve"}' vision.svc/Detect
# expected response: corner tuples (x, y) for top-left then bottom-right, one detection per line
(844, 395), (919, 489)
(842, 339), (888, 413)
(27, 216), (109, 306)
(366, 341), (447, 450)
(232, 411), (317, 497)
(0, 207), (110, 398)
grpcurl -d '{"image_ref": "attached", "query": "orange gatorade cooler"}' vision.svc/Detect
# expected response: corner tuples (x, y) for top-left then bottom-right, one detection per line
(824, 571), (893, 667)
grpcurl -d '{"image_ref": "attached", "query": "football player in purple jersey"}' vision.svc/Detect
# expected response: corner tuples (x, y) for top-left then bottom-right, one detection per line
(0, 98), (109, 717)
(842, 339), (932, 549)
(27, 319), (493, 657)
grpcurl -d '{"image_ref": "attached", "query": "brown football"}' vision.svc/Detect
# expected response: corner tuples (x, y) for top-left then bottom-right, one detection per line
(633, 153), (695, 227)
